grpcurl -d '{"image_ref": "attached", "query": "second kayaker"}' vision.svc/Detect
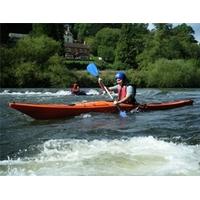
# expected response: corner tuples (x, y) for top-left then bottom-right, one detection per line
(71, 82), (80, 95)
(70, 82), (87, 95)
(98, 72), (136, 105)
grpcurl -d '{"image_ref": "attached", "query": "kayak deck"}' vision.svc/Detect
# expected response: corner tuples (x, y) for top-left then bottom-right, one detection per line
(9, 99), (193, 120)
(137, 99), (193, 111)
(9, 101), (135, 120)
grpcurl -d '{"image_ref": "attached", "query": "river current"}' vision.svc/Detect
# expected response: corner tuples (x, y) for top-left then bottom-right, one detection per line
(0, 88), (200, 175)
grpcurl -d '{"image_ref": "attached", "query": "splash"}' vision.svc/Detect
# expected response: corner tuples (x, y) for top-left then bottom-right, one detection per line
(0, 89), (100, 96)
(0, 136), (199, 176)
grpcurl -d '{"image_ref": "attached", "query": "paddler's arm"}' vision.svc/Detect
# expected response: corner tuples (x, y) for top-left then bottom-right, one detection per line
(98, 78), (111, 92)
(114, 85), (133, 105)
(113, 95), (131, 105)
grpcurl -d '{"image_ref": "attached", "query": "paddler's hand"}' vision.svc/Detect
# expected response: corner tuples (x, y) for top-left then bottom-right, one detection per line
(98, 77), (102, 83)
(113, 100), (119, 105)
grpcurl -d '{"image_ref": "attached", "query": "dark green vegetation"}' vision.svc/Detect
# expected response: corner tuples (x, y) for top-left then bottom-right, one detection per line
(1, 23), (200, 88)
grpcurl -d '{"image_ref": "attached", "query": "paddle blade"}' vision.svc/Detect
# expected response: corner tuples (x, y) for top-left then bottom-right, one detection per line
(87, 63), (99, 77)
(119, 110), (127, 118)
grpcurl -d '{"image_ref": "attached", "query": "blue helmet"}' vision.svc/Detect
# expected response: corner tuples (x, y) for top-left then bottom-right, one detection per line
(115, 72), (126, 80)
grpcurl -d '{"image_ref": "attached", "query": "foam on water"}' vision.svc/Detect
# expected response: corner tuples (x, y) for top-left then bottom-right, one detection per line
(86, 89), (100, 95)
(0, 136), (199, 175)
(0, 89), (71, 96)
(0, 89), (100, 96)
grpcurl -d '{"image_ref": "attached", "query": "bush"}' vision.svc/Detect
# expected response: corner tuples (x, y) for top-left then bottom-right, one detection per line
(15, 62), (42, 87)
(15, 35), (60, 65)
(0, 47), (18, 87)
(64, 60), (90, 70)
(0, 47), (17, 68)
(111, 61), (130, 70)
(97, 45), (115, 63)
(144, 59), (200, 88)
(45, 55), (76, 87)
(126, 69), (147, 87)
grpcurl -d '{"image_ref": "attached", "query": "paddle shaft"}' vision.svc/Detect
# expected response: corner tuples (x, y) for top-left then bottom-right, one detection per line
(102, 84), (114, 100)
(101, 81), (123, 112)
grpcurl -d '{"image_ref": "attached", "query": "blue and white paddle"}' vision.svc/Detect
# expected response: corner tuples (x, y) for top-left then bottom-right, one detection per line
(87, 63), (127, 118)
(87, 63), (99, 77)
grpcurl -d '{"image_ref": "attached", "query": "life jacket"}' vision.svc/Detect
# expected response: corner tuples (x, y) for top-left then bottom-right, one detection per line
(117, 84), (136, 103)
(117, 85), (127, 101)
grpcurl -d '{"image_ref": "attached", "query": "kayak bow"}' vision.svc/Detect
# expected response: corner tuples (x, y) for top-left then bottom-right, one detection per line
(9, 99), (193, 120)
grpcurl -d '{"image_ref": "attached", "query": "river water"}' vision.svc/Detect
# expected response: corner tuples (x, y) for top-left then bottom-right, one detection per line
(0, 88), (200, 175)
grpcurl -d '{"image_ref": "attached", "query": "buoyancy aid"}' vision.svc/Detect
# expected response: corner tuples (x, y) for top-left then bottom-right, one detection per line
(117, 85), (127, 101)
(117, 84), (136, 103)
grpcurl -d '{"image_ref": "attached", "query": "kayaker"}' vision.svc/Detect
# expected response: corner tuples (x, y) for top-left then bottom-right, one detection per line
(98, 72), (136, 105)
(71, 82), (80, 95)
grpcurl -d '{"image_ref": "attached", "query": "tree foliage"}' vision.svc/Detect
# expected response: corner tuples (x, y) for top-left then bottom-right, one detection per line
(1, 23), (200, 88)
(115, 23), (149, 68)
(32, 24), (65, 55)
(32, 24), (64, 41)
(15, 35), (60, 64)
(143, 59), (200, 87)
(1, 35), (66, 87)
(45, 55), (73, 87)
(73, 23), (122, 42)
(15, 62), (42, 87)
(137, 23), (200, 68)
(94, 28), (121, 62)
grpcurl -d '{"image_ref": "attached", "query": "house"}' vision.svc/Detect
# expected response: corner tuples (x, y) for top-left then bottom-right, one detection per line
(64, 25), (90, 60)
(64, 25), (73, 44)
(64, 43), (90, 60)
(8, 33), (27, 42)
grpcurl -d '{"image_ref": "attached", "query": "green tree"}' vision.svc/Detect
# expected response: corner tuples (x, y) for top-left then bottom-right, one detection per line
(32, 24), (64, 41)
(94, 28), (121, 62)
(153, 23), (173, 32)
(0, 46), (18, 87)
(73, 23), (122, 42)
(172, 24), (200, 59)
(1, 35), (67, 87)
(95, 28), (121, 46)
(15, 62), (42, 87)
(97, 45), (115, 63)
(45, 55), (71, 87)
(172, 23), (196, 43)
(32, 24), (64, 55)
(115, 23), (149, 68)
(137, 23), (200, 68)
(84, 36), (96, 55)
(144, 59), (200, 87)
(15, 35), (60, 65)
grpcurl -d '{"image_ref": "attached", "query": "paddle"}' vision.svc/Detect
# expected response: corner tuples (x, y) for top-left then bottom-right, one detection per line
(87, 63), (127, 118)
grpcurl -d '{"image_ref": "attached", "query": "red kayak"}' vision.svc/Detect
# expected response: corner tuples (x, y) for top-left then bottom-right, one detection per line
(9, 99), (193, 120)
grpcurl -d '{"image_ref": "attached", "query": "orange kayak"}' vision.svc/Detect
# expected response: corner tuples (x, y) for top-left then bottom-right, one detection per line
(9, 99), (193, 120)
